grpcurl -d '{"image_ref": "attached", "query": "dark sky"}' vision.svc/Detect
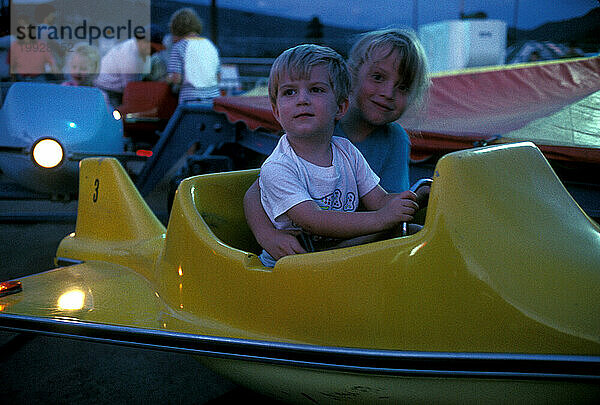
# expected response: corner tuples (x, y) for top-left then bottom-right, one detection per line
(186, 0), (598, 30)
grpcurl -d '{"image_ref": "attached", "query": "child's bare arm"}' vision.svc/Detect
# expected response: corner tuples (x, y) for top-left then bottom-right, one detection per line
(360, 185), (419, 212)
(243, 180), (306, 259)
(287, 195), (418, 239)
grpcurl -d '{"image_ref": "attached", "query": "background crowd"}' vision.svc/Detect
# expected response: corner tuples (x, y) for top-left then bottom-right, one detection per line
(1, 5), (221, 109)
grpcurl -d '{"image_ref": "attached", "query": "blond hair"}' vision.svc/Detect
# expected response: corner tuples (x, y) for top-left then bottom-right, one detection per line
(268, 44), (350, 107)
(64, 43), (101, 84)
(348, 28), (430, 109)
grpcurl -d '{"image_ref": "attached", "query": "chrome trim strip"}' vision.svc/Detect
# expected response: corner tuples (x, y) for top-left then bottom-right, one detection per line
(54, 257), (84, 266)
(0, 314), (598, 381)
(68, 152), (148, 162)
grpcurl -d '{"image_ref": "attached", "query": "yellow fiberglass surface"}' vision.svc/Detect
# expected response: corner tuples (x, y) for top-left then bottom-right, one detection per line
(2, 142), (599, 356)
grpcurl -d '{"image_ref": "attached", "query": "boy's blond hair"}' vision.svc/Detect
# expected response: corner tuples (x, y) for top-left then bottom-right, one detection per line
(348, 28), (430, 109)
(268, 44), (350, 107)
(169, 7), (203, 37)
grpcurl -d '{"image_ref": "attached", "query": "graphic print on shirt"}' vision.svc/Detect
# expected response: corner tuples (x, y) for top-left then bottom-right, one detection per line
(314, 189), (357, 212)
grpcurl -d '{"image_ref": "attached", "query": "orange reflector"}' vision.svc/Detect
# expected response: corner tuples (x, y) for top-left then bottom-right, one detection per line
(0, 281), (22, 298)
(136, 149), (153, 157)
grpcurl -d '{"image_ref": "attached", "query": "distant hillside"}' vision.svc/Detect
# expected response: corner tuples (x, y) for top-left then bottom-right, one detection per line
(152, 1), (365, 57)
(152, 2), (599, 57)
(510, 7), (599, 51)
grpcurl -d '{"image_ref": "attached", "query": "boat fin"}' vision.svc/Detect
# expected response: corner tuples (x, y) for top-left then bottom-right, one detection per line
(56, 158), (166, 278)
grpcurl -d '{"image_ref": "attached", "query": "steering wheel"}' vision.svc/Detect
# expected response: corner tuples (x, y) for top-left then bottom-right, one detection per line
(401, 178), (433, 236)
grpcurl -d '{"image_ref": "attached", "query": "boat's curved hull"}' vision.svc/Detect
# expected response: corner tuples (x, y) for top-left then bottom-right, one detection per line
(1, 313), (597, 404)
(200, 356), (600, 404)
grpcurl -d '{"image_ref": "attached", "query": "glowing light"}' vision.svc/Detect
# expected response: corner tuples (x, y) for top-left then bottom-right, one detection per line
(136, 149), (153, 157)
(178, 266), (183, 277)
(68, 121), (77, 128)
(57, 289), (85, 310)
(32, 138), (63, 168)
(112, 110), (122, 120)
(0, 280), (21, 296)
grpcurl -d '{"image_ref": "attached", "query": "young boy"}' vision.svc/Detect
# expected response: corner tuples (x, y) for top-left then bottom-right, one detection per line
(257, 44), (419, 267)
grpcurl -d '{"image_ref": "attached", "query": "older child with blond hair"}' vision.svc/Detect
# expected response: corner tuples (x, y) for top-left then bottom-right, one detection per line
(339, 28), (430, 193)
(256, 44), (419, 267)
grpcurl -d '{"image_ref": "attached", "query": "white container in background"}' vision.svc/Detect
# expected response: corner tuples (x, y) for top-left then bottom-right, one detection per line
(419, 19), (507, 73)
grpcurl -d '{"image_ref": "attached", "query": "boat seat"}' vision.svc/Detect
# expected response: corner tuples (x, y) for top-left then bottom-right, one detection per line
(118, 81), (178, 144)
(187, 169), (429, 256)
(119, 81), (178, 121)
(190, 169), (263, 254)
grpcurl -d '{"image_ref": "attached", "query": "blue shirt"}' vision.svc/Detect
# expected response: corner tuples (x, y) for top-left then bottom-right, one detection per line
(334, 122), (411, 193)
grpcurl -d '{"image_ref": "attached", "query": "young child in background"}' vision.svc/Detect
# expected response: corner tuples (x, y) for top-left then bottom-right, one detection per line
(166, 8), (220, 104)
(62, 43), (110, 107)
(245, 28), (431, 261)
(255, 44), (419, 267)
(62, 42), (100, 87)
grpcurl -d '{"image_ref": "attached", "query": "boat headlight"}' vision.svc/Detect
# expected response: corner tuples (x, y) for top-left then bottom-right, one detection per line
(57, 289), (86, 310)
(112, 109), (122, 120)
(32, 138), (64, 169)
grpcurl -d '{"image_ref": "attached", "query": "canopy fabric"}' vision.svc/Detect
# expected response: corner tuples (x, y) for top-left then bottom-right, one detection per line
(398, 56), (600, 140)
(213, 95), (279, 132)
(213, 56), (600, 163)
(502, 91), (600, 148)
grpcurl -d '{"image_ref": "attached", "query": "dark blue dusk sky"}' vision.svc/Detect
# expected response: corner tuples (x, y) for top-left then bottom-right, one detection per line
(184, 0), (598, 30)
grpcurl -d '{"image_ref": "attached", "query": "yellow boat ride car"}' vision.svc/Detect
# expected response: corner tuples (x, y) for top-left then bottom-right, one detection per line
(0, 141), (598, 403)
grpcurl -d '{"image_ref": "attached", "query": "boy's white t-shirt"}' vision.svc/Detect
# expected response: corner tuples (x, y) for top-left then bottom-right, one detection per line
(259, 135), (380, 233)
